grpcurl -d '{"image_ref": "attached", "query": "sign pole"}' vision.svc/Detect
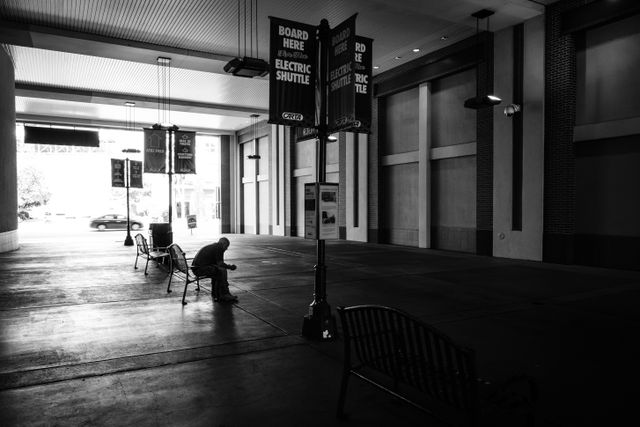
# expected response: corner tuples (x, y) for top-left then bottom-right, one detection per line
(124, 157), (134, 246)
(302, 18), (336, 340)
(168, 127), (174, 225)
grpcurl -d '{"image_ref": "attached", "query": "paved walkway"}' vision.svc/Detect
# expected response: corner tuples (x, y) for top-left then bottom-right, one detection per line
(1, 229), (639, 426)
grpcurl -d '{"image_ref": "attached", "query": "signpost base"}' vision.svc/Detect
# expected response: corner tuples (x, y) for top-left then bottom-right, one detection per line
(302, 300), (337, 341)
(124, 235), (134, 246)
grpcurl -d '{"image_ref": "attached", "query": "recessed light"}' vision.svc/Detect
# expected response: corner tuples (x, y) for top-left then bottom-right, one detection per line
(373, 65), (379, 69)
(440, 35), (448, 41)
(394, 56), (401, 60)
(412, 48), (420, 53)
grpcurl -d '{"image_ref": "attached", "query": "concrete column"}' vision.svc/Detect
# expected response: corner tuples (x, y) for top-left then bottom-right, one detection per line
(0, 47), (18, 252)
(418, 83), (431, 248)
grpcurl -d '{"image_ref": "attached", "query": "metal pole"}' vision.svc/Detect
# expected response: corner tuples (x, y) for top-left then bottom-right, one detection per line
(124, 157), (134, 246)
(168, 128), (173, 225)
(302, 18), (336, 341)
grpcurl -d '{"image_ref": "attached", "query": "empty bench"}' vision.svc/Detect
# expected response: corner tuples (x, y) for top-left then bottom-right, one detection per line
(134, 233), (169, 275)
(336, 305), (537, 426)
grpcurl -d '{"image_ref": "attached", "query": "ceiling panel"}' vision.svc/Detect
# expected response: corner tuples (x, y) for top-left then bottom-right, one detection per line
(0, 0), (549, 132)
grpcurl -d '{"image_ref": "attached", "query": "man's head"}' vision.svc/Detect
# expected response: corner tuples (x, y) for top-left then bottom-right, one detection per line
(218, 237), (230, 250)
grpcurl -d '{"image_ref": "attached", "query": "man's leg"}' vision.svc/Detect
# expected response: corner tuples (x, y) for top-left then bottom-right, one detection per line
(214, 268), (238, 302)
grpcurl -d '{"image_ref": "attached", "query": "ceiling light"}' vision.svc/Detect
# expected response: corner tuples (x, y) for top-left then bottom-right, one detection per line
(412, 48), (420, 53)
(394, 56), (401, 60)
(225, 0), (268, 78)
(440, 35), (448, 41)
(373, 66), (379, 69)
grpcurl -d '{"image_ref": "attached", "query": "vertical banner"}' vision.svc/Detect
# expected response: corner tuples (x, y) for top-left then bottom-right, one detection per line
(143, 128), (166, 173)
(111, 159), (125, 188)
(304, 183), (317, 239)
(269, 17), (317, 128)
(328, 14), (357, 133)
(350, 36), (373, 133)
(318, 183), (339, 240)
(129, 160), (143, 188)
(174, 131), (196, 174)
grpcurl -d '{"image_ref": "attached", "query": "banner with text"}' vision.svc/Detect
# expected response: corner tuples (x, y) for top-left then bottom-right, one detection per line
(129, 160), (143, 188)
(269, 17), (317, 128)
(328, 14), (356, 133)
(174, 131), (196, 174)
(349, 36), (373, 133)
(143, 128), (166, 173)
(294, 126), (318, 142)
(111, 159), (125, 188)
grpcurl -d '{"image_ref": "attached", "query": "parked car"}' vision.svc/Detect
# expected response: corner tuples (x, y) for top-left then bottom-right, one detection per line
(89, 214), (143, 231)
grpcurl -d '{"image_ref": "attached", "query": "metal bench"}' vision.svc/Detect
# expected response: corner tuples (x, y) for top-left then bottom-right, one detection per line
(336, 305), (537, 426)
(167, 243), (216, 305)
(133, 233), (169, 275)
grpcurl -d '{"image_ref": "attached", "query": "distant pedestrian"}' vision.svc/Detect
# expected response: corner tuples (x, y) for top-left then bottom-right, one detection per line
(192, 237), (238, 303)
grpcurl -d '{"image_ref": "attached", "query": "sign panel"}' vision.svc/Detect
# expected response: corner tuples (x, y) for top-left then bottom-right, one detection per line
(187, 214), (197, 229)
(129, 160), (143, 188)
(328, 14), (357, 133)
(294, 126), (318, 143)
(318, 183), (339, 240)
(304, 183), (317, 239)
(269, 17), (317, 128)
(111, 158), (125, 188)
(349, 36), (373, 134)
(143, 128), (166, 173)
(174, 131), (196, 174)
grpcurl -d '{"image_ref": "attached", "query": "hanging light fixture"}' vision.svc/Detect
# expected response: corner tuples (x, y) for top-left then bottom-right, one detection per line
(247, 113), (261, 159)
(153, 57), (179, 130)
(464, 9), (502, 109)
(224, 0), (269, 78)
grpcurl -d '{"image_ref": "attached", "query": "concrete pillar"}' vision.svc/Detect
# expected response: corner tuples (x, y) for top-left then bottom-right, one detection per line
(0, 47), (18, 252)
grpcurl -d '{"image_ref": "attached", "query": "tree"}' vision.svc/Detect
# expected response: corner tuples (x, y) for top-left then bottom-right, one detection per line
(17, 165), (51, 210)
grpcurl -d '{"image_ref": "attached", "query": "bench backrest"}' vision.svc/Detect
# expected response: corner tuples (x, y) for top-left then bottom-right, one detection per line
(134, 233), (149, 255)
(167, 243), (189, 275)
(337, 305), (479, 419)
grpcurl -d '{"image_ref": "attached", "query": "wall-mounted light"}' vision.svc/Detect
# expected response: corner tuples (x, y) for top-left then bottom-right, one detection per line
(503, 103), (521, 117)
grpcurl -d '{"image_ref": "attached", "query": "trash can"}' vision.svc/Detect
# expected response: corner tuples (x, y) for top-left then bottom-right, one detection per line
(149, 222), (173, 249)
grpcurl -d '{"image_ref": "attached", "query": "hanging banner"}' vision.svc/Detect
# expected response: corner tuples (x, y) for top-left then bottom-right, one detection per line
(294, 126), (318, 142)
(328, 14), (357, 133)
(348, 36), (373, 134)
(143, 128), (166, 173)
(111, 159), (125, 188)
(129, 160), (143, 188)
(174, 131), (196, 174)
(269, 17), (317, 128)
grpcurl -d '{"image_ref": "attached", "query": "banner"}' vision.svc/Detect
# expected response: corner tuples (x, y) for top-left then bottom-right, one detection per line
(129, 160), (143, 188)
(349, 36), (373, 134)
(174, 131), (196, 174)
(269, 17), (317, 128)
(294, 126), (318, 142)
(328, 14), (357, 133)
(111, 159), (125, 188)
(143, 128), (166, 173)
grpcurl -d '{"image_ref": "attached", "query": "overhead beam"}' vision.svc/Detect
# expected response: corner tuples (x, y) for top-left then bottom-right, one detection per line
(561, 0), (640, 34)
(0, 19), (236, 74)
(16, 113), (235, 136)
(15, 83), (269, 117)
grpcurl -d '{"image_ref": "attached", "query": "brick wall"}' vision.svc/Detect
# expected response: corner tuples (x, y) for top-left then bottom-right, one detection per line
(543, 0), (587, 263)
(476, 32), (494, 256)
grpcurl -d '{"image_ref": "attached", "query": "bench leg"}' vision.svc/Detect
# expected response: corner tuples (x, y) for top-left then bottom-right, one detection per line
(181, 279), (189, 305)
(336, 371), (350, 419)
(134, 254), (139, 269)
(167, 272), (173, 293)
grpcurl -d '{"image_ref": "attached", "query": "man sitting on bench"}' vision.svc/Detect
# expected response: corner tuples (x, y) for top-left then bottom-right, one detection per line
(191, 237), (238, 303)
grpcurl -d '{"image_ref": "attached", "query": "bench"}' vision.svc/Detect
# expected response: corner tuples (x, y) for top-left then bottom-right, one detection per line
(166, 243), (217, 305)
(336, 305), (537, 426)
(134, 233), (169, 275)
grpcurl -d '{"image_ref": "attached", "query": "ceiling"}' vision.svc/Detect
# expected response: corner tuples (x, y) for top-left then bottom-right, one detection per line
(0, 0), (552, 134)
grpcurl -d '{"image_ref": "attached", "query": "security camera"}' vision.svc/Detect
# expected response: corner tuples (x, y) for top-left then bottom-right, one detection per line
(503, 104), (521, 117)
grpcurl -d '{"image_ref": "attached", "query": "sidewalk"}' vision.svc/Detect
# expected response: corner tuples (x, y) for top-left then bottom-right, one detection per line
(0, 231), (639, 426)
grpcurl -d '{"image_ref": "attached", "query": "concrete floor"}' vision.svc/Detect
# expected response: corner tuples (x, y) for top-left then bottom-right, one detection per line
(1, 227), (639, 426)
